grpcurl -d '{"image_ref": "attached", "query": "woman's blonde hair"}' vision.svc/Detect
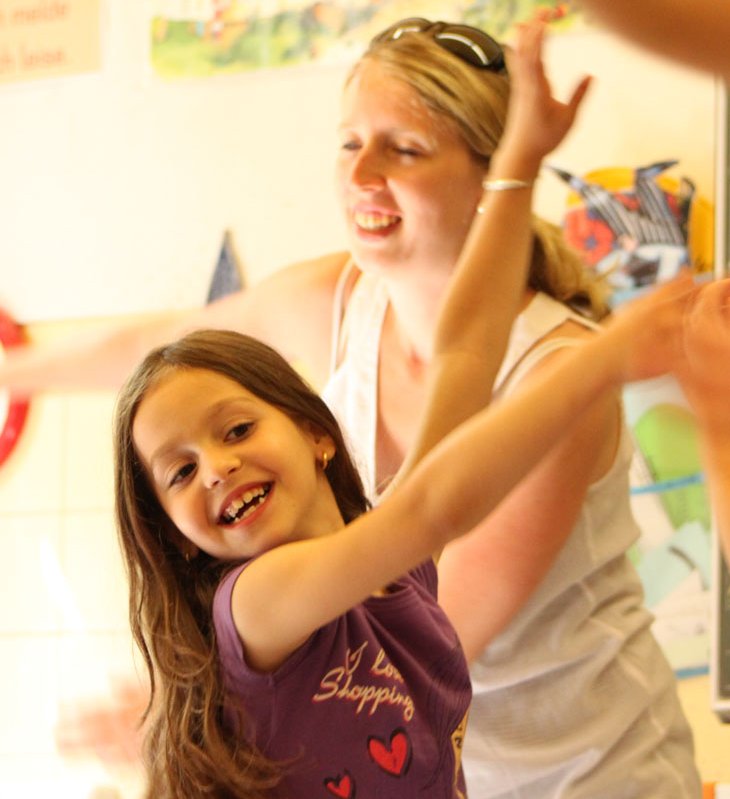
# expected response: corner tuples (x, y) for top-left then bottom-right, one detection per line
(352, 30), (608, 319)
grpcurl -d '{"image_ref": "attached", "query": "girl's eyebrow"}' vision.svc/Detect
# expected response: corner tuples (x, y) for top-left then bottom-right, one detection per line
(148, 441), (182, 471)
(147, 395), (256, 468)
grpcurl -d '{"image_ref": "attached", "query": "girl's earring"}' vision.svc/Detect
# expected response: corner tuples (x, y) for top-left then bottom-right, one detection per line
(321, 452), (329, 471)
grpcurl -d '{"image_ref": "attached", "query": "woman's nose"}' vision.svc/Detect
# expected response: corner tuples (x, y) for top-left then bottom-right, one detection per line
(348, 145), (386, 190)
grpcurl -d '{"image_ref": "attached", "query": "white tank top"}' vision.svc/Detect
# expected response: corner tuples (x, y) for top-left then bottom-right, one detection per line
(322, 268), (701, 798)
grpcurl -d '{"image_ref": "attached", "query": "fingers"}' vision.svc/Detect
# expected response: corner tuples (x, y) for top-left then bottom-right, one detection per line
(690, 277), (730, 321)
(684, 278), (730, 366)
(504, 19), (545, 77)
(607, 272), (698, 382)
(677, 277), (730, 420)
(501, 16), (592, 161)
(532, 3), (571, 23)
(567, 74), (593, 118)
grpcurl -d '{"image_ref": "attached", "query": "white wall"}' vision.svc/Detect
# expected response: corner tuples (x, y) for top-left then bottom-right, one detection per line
(0, 8), (716, 322)
(1, 2), (349, 321)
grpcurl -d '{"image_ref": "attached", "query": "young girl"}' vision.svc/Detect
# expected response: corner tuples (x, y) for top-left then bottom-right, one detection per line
(112, 23), (687, 798)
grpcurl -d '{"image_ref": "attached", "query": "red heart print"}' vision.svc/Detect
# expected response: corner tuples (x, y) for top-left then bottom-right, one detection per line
(367, 729), (411, 776)
(324, 771), (354, 798)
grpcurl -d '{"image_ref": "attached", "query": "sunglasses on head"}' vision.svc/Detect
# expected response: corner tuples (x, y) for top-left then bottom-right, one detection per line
(372, 17), (506, 72)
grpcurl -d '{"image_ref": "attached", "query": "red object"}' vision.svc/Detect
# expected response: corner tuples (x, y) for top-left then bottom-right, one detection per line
(0, 308), (30, 468)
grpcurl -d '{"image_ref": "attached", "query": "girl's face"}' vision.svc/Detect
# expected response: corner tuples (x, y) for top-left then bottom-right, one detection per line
(336, 59), (486, 281)
(132, 368), (342, 561)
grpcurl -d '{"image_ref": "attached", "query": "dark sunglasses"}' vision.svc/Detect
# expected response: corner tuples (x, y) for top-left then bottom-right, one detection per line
(372, 17), (506, 72)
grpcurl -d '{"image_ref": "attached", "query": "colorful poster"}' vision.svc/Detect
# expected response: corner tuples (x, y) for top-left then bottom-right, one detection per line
(149, 0), (576, 78)
(0, 0), (101, 85)
(558, 161), (715, 675)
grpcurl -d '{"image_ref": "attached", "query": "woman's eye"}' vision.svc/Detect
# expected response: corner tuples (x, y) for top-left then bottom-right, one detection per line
(340, 140), (360, 152)
(226, 422), (252, 441)
(394, 146), (421, 157)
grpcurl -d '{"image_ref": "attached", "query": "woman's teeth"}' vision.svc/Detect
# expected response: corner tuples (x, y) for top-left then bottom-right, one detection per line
(354, 211), (400, 231)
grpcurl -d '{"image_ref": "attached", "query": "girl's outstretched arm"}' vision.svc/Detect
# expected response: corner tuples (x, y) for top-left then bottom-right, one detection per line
(237, 273), (694, 671)
(679, 278), (730, 563)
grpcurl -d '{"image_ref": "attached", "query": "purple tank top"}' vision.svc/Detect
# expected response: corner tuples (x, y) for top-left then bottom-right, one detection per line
(213, 557), (471, 798)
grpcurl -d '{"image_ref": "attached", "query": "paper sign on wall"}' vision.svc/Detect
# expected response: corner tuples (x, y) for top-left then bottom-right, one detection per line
(0, 0), (101, 85)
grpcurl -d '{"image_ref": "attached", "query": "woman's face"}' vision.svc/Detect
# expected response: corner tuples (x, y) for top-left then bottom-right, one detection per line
(335, 59), (486, 281)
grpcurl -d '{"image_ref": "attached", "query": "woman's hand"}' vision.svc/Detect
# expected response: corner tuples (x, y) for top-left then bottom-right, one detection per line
(500, 19), (592, 170)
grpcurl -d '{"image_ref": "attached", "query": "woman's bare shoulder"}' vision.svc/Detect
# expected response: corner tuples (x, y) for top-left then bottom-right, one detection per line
(219, 250), (354, 387)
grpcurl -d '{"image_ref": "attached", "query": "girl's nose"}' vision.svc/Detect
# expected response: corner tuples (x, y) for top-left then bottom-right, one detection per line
(201, 450), (241, 488)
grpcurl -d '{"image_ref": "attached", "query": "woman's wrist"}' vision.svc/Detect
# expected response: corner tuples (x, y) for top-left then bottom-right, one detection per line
(487, 144), (543, 184)
(481, 177), (534, 191)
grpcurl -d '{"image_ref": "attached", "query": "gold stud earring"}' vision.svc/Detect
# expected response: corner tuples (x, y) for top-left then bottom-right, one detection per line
(322, 452), (329, 471)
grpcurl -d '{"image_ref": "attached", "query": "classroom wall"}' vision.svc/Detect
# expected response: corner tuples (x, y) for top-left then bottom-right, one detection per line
(0, 5), (727, 797)
(0, 322), (143, 798)
(0, 7), (717, 322)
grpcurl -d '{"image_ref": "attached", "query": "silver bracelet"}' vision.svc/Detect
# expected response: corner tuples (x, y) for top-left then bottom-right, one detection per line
(477, 177), (535, 214)
(481, 177), (534, 191)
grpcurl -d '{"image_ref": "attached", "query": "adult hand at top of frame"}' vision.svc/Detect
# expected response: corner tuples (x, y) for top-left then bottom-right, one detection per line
(501, 19), (591, 167)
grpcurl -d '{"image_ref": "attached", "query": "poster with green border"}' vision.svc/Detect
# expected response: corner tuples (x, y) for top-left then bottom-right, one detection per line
(558, 160), (715, 676)
(149, 0), (575, 78)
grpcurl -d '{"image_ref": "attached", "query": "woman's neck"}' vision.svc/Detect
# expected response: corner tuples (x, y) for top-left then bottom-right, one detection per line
(380, 270), (449, 365)
(381, 272), (536, 367)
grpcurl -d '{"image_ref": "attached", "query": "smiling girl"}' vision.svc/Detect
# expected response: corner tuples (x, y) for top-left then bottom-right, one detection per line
(111, 22), (606, 798)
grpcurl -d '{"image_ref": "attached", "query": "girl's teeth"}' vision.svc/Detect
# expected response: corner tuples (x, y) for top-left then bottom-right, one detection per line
(223, 486), (267, 522)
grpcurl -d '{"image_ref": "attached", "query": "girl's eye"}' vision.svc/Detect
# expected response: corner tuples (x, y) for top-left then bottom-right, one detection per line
(340, 140), (360, 152)
(170, 462), (195, 487)
(226, 422), (252, 441)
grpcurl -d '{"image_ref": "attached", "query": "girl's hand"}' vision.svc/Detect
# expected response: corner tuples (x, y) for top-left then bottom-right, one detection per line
(501, 19), (591, 167)
(679, 277), (730, 423)
(601, 272), (697, 385)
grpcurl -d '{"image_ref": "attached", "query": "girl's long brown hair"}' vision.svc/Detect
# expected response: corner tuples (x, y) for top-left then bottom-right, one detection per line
(114, 329), (369, 798)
